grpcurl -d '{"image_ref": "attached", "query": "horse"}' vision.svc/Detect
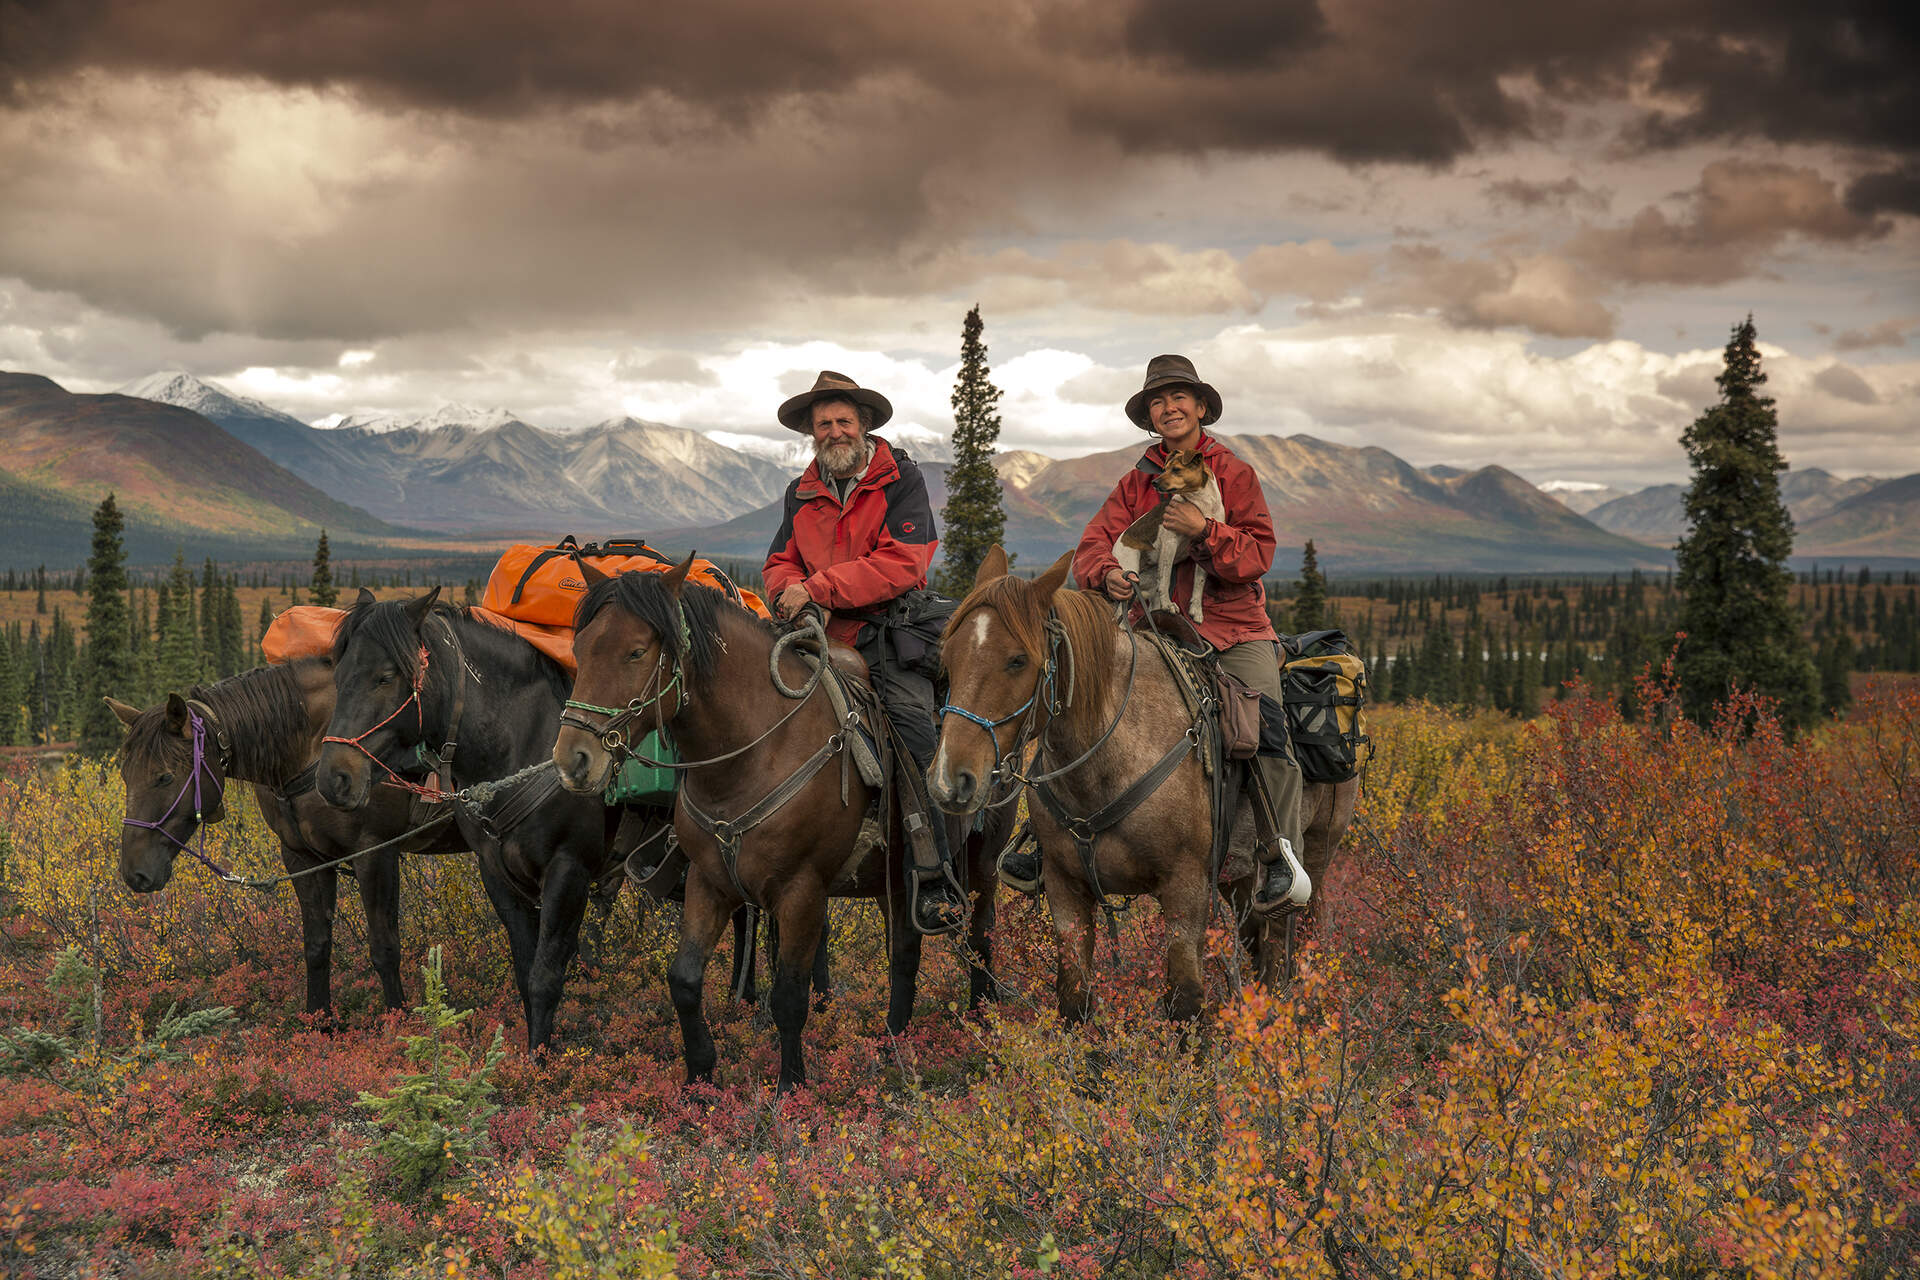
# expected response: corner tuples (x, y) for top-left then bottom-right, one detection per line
(315, 587), (634, 1052)
(552, 558), (1010, 1091)
(107, 657), (466, 1017)
(928, 547), (1357, 1023)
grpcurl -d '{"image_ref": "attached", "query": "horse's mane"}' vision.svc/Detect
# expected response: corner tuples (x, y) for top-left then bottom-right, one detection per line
(947, 575), (1118, 742)
(333, 594), (570, 700)
(575, 573), (778, 692)
(120, 656), (324, 783)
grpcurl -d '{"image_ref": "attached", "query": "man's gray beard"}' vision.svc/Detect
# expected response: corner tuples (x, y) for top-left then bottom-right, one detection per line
(817, 434), (873, 479)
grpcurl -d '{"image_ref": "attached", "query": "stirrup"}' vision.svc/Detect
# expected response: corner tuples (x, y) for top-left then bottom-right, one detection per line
(911, 869), (966, 936)
(994, 821), (1042, 895)
(1254, 836), (1312, 915)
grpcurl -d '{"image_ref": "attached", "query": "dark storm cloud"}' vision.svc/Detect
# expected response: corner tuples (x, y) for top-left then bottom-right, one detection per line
(1485, 176), (1610, 214)
(1123, 0), (1328, 71)
(1847, 164), (1920, 218)
(3, 0), (1914, 170)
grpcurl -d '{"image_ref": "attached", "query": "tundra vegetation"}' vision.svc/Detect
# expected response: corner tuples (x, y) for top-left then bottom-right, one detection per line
(0, 662), (1914, 1277)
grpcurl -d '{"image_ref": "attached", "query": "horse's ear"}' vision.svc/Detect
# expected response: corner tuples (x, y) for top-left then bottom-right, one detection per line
(355, 586), (375, 608)
(1031, 550), (1074, 612)
(973, 545), (1009, 588)
(578, 558), (611, 588)
(403, 585), (440, 630)
(104, 696), (142, 729)
(164, 692), (190, 735)
(663, 552), (695, 598)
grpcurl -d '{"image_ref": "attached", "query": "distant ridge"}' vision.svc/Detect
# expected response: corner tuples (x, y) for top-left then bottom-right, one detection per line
(0, 372), (401, 565)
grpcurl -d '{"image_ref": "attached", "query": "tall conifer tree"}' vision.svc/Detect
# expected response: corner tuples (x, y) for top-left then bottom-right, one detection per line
(937, 305), (1007, 595)
(1673, 318), (1818, 730)
(157, 550), (201, 693)
(1291, 540), (1327, 632)
(310, 530), (338, 608)
(79, 494), (134, 751)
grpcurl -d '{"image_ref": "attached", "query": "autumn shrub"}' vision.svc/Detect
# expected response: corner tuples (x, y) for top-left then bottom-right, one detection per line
(1, 682), (1914, 1278)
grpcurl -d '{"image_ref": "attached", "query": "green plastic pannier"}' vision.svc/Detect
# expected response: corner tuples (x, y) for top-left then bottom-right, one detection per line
(602, 730), (678, 807)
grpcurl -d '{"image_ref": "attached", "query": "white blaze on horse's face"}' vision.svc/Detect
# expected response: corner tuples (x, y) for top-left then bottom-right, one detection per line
(930, 605), (1038, 814)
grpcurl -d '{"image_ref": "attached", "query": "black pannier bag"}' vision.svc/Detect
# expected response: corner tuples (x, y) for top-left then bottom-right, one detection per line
(1270, 628), (1372, 784)
(858, 588), (960, 679)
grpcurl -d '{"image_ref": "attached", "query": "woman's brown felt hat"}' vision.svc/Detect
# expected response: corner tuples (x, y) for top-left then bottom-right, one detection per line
(777, 370), (895, 434)
(1124, 354), (1222, 430)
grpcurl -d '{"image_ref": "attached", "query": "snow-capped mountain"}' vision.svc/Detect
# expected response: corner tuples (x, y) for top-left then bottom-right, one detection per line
(1537, 479), (1628, 515)
(704, 431), (814, 468)
(315, 403), (530, 434)
(115, 371), (309, 429)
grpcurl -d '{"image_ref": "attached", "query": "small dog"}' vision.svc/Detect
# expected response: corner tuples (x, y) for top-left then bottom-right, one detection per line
(1112, 448), (1225, 623)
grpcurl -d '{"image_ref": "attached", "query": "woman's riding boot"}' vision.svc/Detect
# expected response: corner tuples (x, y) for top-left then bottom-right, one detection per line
(997, 835), (1042, 893)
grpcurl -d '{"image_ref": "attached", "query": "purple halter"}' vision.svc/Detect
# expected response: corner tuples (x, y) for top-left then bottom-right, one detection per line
(122, 705), (240, 884)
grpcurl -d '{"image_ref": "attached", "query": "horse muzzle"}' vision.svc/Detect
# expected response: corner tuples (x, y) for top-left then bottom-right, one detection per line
(928, 742), (987, 816)
(552, 726), (613, 796)
(316, 742), (373, 810)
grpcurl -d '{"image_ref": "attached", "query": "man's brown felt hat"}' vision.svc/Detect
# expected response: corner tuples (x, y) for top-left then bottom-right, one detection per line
(1124, 353), (1222, 430)
(777, 370), (895, 434)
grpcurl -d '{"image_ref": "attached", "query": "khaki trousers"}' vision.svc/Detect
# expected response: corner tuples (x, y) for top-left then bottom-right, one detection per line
(1214, 639), (1305, 865)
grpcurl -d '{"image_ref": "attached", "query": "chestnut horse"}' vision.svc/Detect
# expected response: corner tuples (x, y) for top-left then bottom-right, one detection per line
(552, 559), (1009, 1091)
(109, 660), (466, 1017)
(928, 547), (1357, 1023)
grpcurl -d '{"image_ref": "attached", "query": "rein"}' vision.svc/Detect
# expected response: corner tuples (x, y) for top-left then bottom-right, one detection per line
(566, 606), (858, 909)
(941, 605), (1208, 936)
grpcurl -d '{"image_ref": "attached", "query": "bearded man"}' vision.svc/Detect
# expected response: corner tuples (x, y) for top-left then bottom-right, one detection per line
(764, 371), (966, 934)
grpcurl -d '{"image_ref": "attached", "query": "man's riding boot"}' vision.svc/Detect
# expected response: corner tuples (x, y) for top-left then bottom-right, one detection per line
(910, 808), (967, 935)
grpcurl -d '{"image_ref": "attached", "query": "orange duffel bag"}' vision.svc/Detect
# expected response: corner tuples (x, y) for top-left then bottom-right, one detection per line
(481, 536), (769, 627)
(261, 605), (344, 665)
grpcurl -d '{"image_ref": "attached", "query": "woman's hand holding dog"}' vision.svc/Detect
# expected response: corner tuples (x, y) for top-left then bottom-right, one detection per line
(1161, 496), (1208, 538)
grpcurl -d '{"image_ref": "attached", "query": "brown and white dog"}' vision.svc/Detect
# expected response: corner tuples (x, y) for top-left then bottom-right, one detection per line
(1112, 448), (1225, 623)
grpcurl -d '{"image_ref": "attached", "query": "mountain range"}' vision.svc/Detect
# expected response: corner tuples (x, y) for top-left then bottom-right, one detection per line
(3, 369), (1912, 571)
(0, 372), (402, 565)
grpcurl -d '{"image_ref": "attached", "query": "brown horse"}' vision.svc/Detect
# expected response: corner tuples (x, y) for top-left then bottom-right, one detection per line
(928, 547), (1356, 1023)
(552, 559), (1008, 1091)
(109, 657), (466, 1017)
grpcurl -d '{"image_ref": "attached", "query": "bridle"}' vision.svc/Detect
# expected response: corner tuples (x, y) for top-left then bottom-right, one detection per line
(319, 614), (469, 801)
(938, 608), (1140, 801)
(121, 702), (241, 883)
(558, 602), (692, 762)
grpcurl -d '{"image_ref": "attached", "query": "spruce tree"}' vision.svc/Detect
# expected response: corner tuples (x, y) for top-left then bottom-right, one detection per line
(937, 305), (1008, 596)
(1291, 540), (1327, 633)
(220, 575), (244, 674)
(79, 494), (135, 751)
(1673, 318), (1818, 731)
(310, 530), (338, 608)
(157, 550), (201, 694)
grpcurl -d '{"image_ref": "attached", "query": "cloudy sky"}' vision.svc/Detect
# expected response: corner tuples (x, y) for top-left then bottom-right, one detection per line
(1, 0), (1915, 489)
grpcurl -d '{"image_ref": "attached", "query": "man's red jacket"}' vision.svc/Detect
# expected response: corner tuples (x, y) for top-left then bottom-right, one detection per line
(764, 436), (938, 645)
(1073, 432), (1278, 650)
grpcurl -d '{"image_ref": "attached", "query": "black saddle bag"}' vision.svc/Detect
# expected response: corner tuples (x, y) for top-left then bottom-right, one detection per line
(858, 588), (960, 679)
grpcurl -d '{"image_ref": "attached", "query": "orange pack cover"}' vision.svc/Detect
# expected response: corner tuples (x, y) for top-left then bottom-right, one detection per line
(481, 537), (768, 629)
(261, 603), (583, 675)
(261, 605), (344, 665)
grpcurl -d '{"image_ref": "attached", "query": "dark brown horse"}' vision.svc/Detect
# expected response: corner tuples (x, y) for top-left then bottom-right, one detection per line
(109, 657), (466, 1016)
(928, 548), (1357, 1022)
(317, 589), (633, 1051)
(552, 559), (1009, 1091)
